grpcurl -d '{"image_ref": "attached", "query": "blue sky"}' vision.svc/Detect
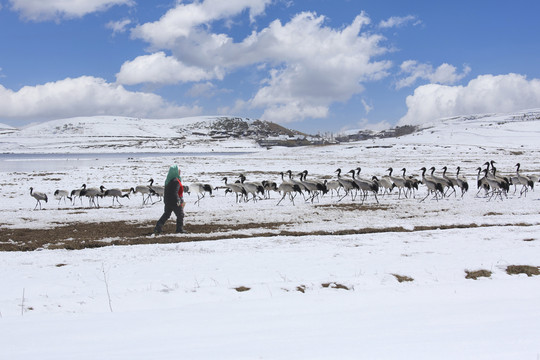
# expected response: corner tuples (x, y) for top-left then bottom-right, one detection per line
(1, 0), (540, 133)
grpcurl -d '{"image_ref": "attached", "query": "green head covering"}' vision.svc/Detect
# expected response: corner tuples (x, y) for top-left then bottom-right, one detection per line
(164, 165), (182, 186)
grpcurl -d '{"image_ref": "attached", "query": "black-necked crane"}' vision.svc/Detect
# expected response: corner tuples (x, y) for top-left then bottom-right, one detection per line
(475, 167), (490, 197)
(130, 182), (153, 205)
(419, 167), (443, 202)
(298, 170), (327, 203)
(148, 178), (164, 204)
(349, 169), (379, 204)
(335, 168), (359, 202)
(238, 174), (264, 202)
(222, 177), (247, 203)
(441, 166), (458, 197)
(276, 183), (302, 206)
(429, 167), (454, 197)
(80, 184), (103, 208)
(489, 165), (510, 197)
(70, 187), (84, 206)
(285, 170), (309, 200)
(482, 168), (507, 201)
(30, 187), (48, 210)
(485, 161), (511, 189)
(54, 189), (71, 204)
(376, 173), (394, 197)
(262, 180), (278, 199)
(455, 167), (469, 198)
(400, 168), (416, 198)
(515, 163), (534, 196)
(188, 183), (213, 206)
(387, 167), (409, 199)
(103, 187), (130, 206)
(324, 179), (342, 197)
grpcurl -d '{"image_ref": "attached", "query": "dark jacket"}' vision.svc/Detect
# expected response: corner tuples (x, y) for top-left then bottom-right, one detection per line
(164, 178), (184, 206)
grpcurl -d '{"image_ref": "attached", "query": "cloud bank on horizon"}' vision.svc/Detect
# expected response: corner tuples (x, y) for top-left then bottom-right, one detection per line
(1, 0), (539, 131)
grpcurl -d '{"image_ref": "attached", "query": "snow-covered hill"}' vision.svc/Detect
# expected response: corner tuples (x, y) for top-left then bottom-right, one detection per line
(1, 109), (540, 153)
(0, 122), (16, 136)
(388, 108), (540, 148)
(0, 115), (310, 153)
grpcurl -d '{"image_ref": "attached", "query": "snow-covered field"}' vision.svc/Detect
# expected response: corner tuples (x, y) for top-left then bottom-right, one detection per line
(1, 111), (540, 359)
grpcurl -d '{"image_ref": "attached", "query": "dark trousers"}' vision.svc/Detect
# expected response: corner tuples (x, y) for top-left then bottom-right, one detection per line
(154, 203), (184, 233)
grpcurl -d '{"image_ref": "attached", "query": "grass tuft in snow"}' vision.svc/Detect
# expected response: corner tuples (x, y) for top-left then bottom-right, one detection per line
(506, 265), (540, 277)
(392, 274), (415, 283)
(465, 270), (492, 280)
(234, 286), (251, 292)
(321, 282), (350, 290)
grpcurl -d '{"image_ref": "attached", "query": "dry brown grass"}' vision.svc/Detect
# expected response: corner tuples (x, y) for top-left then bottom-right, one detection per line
(234, 286), (251, 292)
(392, 274), (414, 283)
(321, 282), (350, 290)
(465, 270), (492, 280)
(506, 265), (540, 277)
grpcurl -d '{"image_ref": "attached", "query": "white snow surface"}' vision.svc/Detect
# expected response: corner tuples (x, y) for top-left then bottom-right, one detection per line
(0, 115), (264, 153)
(1, 110), (540, 359)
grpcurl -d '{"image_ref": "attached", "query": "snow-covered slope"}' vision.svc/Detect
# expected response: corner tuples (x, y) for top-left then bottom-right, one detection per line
(387, 109), (540, 148)
(0, 122), (16, 135)
(0, 115), (303, 153)
(2, 109), (540, 153)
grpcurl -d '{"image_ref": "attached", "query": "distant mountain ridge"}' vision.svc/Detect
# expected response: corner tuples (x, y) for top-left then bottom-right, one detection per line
(1, 109), (539, 153)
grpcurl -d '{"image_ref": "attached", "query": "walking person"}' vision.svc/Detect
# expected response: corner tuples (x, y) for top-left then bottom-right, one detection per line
(154, 165), (187, 234)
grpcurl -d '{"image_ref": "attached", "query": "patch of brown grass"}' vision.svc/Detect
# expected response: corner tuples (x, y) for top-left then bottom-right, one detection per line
(484, 212), (503, 216)
(465, 269), (492, 280)
(234, 286), (251, 292)
(506, 265), (540, 277)
(321, 282), (350, 290)
(392, 274), (414, 283)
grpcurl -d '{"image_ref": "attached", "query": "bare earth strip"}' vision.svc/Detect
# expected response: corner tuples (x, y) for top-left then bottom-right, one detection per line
(1, 219), (536, 251)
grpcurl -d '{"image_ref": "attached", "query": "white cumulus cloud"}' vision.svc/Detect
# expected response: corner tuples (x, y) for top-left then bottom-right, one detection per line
(398, 73), (540, 126)
(0, 76), (200, 122)
(125, 8), (392, 123)
(116, 52), (219, 85)
(9, 0), (134, 21)
(131, 0), (272, 48)
(396, 60), (471, 89)
(247, 12), (390, 122)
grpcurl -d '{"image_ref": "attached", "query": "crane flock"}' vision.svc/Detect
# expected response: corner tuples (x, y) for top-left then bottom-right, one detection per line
(28, 161), (538, 210)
